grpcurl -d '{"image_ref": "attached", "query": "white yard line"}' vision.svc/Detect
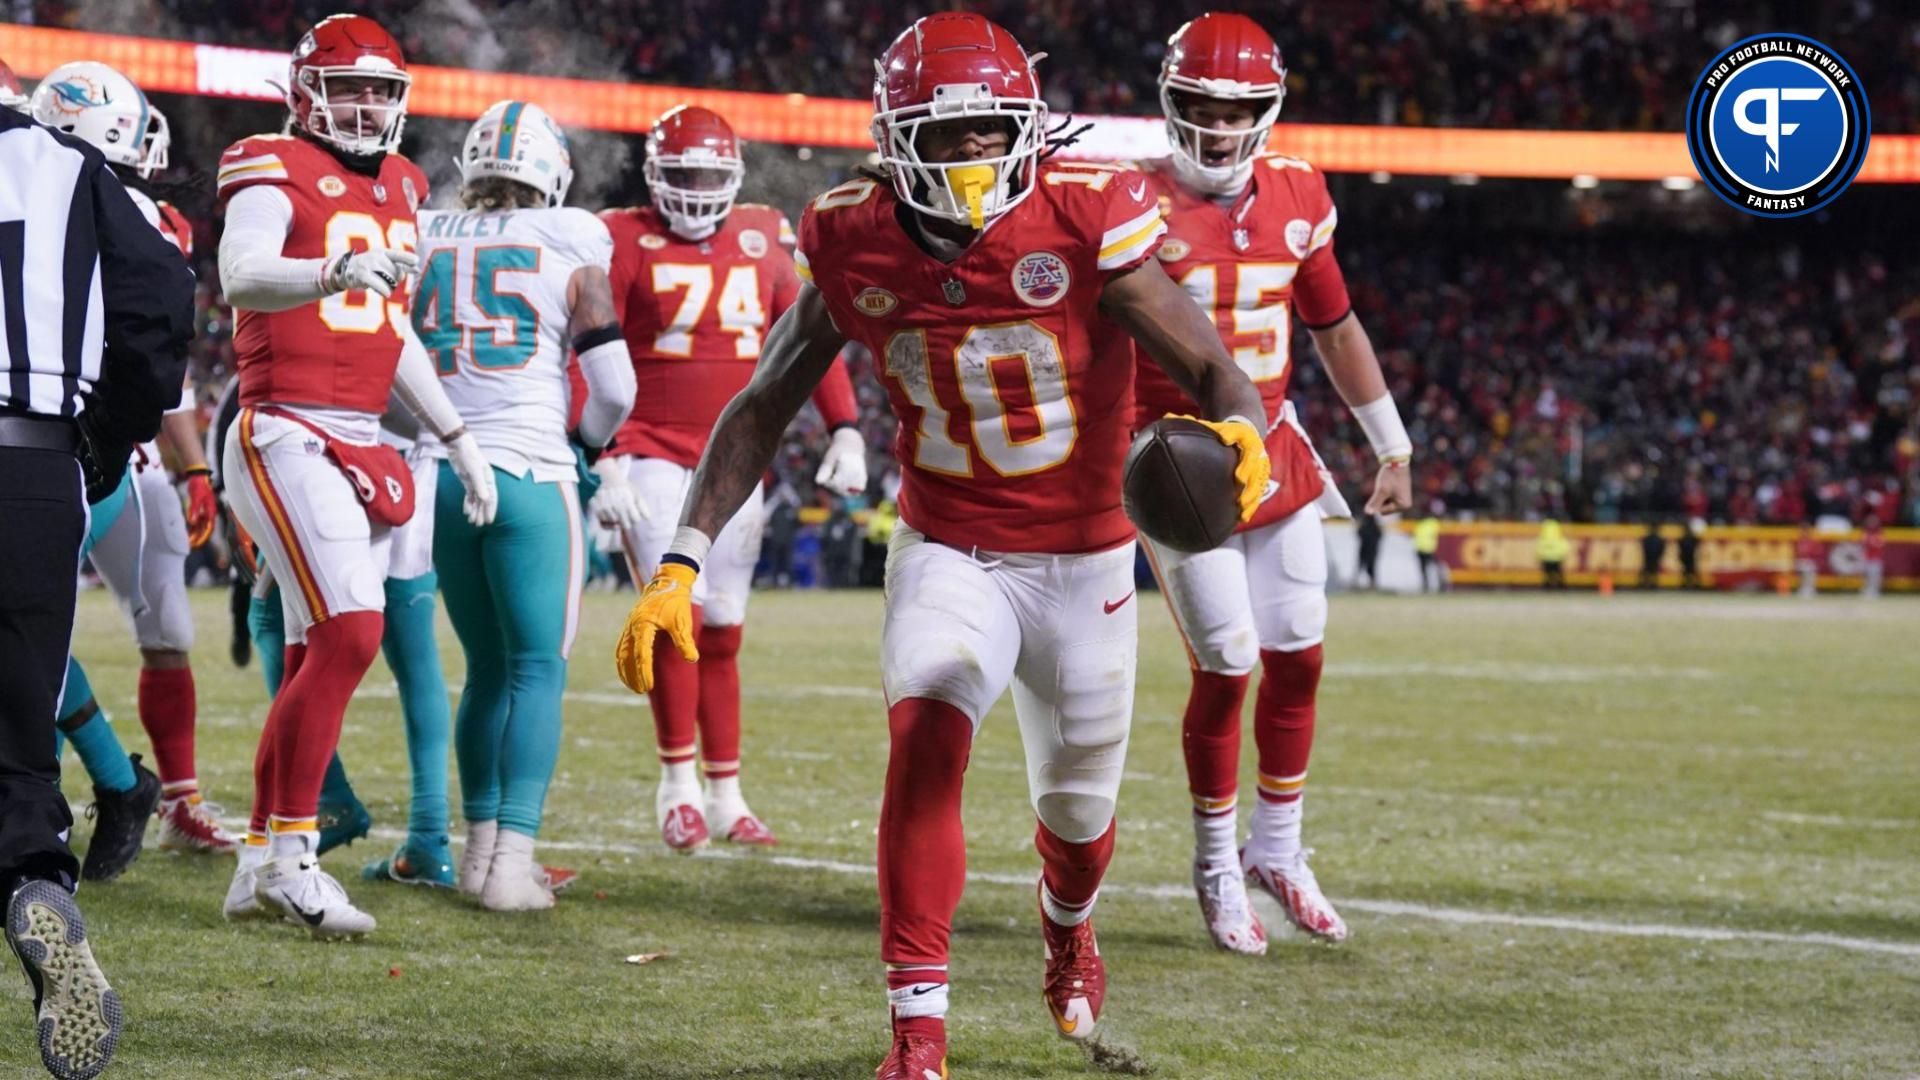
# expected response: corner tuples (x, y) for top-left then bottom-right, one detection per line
(1760, 810), (1916, 831)
(347, 827), (1920, 959)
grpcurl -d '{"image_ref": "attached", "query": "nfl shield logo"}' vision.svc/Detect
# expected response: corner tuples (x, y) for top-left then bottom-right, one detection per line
(371, 182), (388, 205)
(942, 279), (967, 306)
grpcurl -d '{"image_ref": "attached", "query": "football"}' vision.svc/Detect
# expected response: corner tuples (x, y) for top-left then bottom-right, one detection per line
(1122, 417), (1245, 553)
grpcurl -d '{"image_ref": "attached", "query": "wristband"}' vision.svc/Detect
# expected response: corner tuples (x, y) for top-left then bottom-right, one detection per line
(181, 464), (213, 478)
(665, 525), (712, 569)
(1350, 393), (1412, 462)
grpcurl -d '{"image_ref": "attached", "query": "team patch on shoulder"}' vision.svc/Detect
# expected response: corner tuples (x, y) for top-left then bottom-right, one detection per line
(1158, 237), (1192, 262)
(1011, 251), (1070, 308)
(1284, 219), (1312, 259)
(639, 233), (667, 250)
(403, 177), (420, 212)
(738, 229), (768, 258)
(853, 288), (897, 318)
(317, 175), (347, 198)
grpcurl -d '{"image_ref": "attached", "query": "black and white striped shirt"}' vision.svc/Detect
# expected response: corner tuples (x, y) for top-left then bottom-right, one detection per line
(0, 106), (191, 444)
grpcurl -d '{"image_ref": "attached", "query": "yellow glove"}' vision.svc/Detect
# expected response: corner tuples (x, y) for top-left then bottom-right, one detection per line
(1170, 414), (1272, 523)
(614, 561), (700, 694)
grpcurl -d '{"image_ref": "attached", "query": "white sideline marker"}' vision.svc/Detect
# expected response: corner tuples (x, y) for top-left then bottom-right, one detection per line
(353, 827), (1920, 959)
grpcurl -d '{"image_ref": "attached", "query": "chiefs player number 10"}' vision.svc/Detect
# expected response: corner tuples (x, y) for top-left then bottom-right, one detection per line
(318, 210), (419, 335)
(884, 320), (1077, 479)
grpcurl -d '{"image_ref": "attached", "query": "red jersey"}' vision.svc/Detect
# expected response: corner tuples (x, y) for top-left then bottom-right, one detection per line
(1863, 527), (1885, 562)
(215, 134), (428, 414)
(157, 200), (193, 258)
(602, 204), (856, 466)
(797, 163), (1166, 554)
(1131, 154), (1351, 529)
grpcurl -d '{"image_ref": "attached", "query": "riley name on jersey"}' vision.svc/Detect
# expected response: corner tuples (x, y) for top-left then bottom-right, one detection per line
(1132, 151), (1350, 529)
(796, 159), (1165, 554)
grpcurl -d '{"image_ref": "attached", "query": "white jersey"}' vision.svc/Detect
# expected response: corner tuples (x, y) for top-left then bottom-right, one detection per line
(412, 205), (611, 482)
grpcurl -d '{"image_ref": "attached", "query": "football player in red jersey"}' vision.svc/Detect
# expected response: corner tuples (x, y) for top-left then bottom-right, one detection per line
(214, 13), (497, 939)
(617, 15), (1269, 1075)
(1135, 12), (1413, 952)
(598, 105), (867, 852)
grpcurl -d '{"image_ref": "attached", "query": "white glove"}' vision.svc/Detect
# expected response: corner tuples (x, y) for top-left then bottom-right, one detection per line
(587, 455), (649, 535)
(324, 247), (419, 299)
(445, 431), (498, 526)
(814, 426), (868, 497)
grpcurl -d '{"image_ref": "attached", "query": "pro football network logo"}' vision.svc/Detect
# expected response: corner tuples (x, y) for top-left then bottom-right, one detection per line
(1686, 33), (1869, 219)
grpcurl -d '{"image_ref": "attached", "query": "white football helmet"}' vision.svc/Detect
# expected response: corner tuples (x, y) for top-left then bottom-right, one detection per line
(461, 100), (573, 207)
(29, 61), (149, 168)
(137, 105), (171, 179)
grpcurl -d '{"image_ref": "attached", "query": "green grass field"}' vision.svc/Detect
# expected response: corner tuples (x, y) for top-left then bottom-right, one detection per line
(7, 587), (1918, 1079)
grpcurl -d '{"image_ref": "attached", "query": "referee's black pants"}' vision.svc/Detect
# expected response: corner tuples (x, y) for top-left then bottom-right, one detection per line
(0, 444), (86, 893)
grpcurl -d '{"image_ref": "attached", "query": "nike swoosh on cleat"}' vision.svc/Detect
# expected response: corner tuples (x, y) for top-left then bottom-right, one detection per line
(1103, 591), (1134, 614)
(287, 902), (327, 928)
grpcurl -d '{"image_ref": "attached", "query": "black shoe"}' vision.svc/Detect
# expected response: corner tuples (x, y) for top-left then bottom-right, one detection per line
(227, 579), (252, 669)
(7, 879), (121, 1080)
(79, 755), (160, 883)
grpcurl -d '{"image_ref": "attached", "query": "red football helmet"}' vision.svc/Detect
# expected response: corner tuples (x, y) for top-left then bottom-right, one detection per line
(645, 105), (744, 240)
(0, 57), (26, 113)
(288, 14), (411, 156)
(1160, 13), (1286, 194)
(871, 12), (1049, 228)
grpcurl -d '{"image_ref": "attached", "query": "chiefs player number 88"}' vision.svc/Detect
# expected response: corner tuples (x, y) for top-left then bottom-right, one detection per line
(317, 210), (418, 336)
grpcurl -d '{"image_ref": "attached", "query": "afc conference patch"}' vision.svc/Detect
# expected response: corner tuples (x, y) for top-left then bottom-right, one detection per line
(1011, 251), (1069, 308)
(1685, 33), (1869, 219)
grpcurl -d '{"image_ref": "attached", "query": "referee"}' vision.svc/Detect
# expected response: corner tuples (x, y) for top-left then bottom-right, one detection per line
(1, 97), (192, 1079)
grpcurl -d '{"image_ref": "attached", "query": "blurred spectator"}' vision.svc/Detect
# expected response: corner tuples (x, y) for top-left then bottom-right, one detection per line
(1639, 522), (1664, 589)
(1678, 519), (1702, 589)
(1537, 519), (1570, 589)
(1413, 515), (1442, 593)
(1861, 515), (1885, 598)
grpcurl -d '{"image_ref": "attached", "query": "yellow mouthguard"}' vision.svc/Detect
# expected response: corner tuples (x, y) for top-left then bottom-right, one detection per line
(947, 164), (995, 229)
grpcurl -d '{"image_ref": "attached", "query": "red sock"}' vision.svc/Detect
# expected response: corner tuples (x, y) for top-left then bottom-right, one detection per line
(137, 666), (198, 796)
(696, 624), (743, 779)
(248, 643), (309, 836)
(649, 604), (701, 768)
(267, 612), (383, 821)
(877, 698), (972, 972)
(1181, 670), (1249, 814)
(1036, 819), (1116, 924)
(1254, 644), (1322, 802)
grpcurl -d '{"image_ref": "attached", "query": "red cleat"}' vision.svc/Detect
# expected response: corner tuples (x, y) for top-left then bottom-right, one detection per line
(875, 1027), (948, 1079)
(1040, 904), (1105, 1041)
(1244, 846), (1349, 942)
(538, 865), (578, 894)
(722, 814), (778, 847)
(660, 803), (710, 852)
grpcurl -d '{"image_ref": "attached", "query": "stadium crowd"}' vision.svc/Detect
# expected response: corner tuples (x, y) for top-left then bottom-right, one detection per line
(19, 0), (1920, 133)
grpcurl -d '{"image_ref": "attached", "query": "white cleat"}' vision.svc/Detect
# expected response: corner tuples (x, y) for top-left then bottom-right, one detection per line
(252, 854), (376, 940)
(1193, 860), (1268, 956)
(1244, 847), (1348, 943)
(459, 820), (498, 898)
(479, 831), (554, 912)
(222, 845), (273, 922)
